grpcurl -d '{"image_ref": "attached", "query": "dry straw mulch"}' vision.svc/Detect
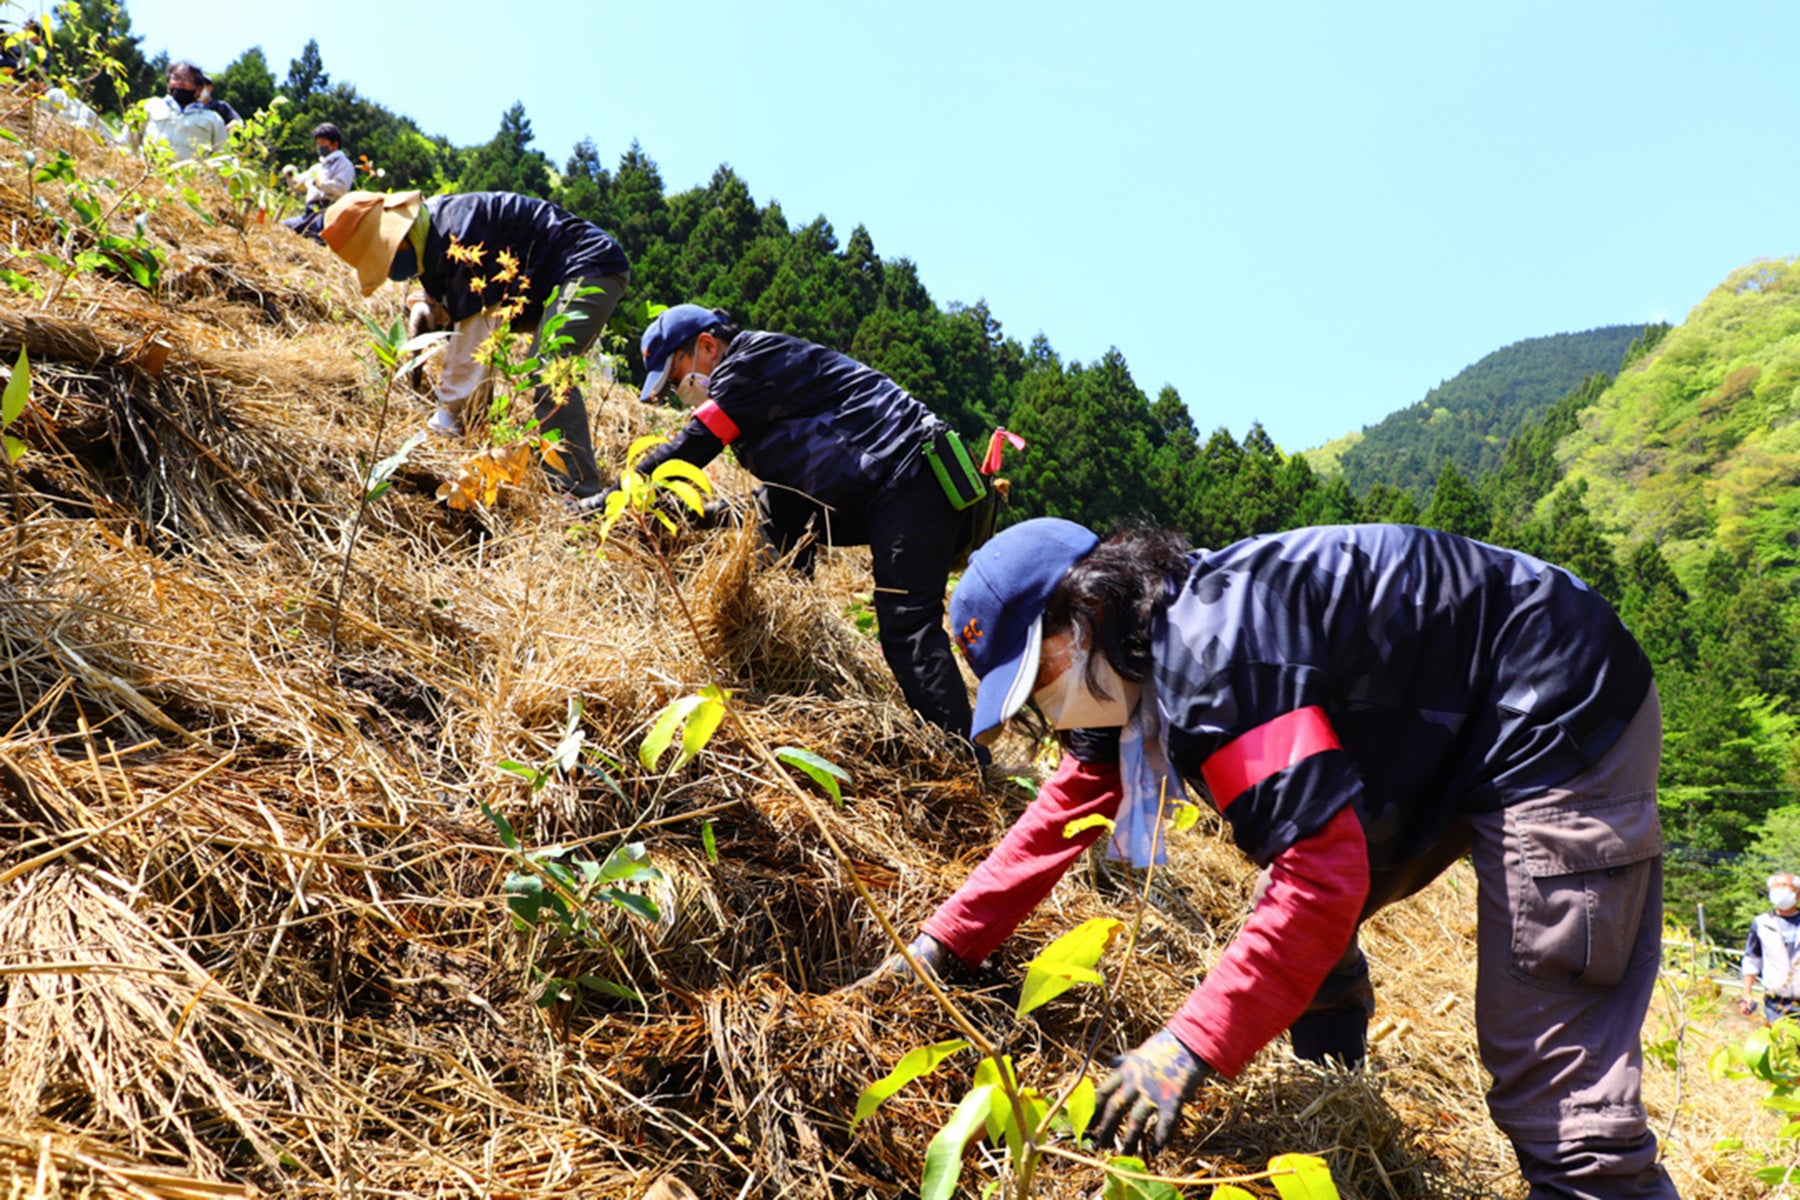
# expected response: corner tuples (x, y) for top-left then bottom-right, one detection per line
(0, 87), (1779, 1199)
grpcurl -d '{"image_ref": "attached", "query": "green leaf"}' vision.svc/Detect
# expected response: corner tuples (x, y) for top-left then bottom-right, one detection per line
(4, 435), (23, 464)
(575, 973), (642, 1002)
(1167, 801), (1201, 833)
(601, 887), (660, 923)
(479, 800), (519, 850)
(1063, 1076), (1096, 1142)
(2, 346), (28, 430)
(1101, 1157), (1181, 1200)
(1063, 813), (1115, 839)
(1270, 1153), (1341, 1200)
(0, 269), (43, 298)
(849, 1038), (970, 1136)
(701, 819), (718, 863)
(920, 1083), (994, 1200)
(775, 745), (852, 807)
(1017, 917), (1123, 1017)
(364, 429), (428, 496)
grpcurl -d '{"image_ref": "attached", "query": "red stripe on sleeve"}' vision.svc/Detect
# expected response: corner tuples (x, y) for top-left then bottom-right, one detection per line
(1200, 705), (1342, 811)
(694, 400), (740, 444)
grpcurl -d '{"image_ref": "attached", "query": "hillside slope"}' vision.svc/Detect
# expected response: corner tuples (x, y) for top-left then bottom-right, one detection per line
(0, 107), (1775, 1200)
(1336, 325), (1645, 500)
(1559, 258), (1800, 584)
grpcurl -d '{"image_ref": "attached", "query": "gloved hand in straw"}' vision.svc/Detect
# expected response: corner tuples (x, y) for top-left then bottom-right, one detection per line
(1091, 1028), (1214, 1157)
(843, 932), (960, 993)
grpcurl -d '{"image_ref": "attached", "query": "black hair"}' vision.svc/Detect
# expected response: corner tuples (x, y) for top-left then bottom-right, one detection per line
(680, 308), (741, 357)
(1043, 523), (1191, 694)
(311, 122), (343, 146)
(168, 60), (207, 86)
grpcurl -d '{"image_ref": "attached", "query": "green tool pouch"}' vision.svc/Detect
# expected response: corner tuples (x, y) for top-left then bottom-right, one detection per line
(921, 427), (988, 511)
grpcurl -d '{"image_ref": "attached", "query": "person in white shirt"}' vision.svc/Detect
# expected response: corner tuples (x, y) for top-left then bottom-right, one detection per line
(1742, 872), (1800, 1021)
(139, 61), (227, 163)
(282, 124), (357, 241)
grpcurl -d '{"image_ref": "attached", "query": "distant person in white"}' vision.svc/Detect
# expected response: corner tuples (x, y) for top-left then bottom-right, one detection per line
(139, 61), (227, 162)
(1742, 872), (1800, 1021)
(282, 123), (356, 241)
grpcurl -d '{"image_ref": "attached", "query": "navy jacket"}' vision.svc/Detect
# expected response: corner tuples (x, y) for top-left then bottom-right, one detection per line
(420, 193), (629, 328)
(642, 332), (944, 513)
(1154, 524), (1654, 869)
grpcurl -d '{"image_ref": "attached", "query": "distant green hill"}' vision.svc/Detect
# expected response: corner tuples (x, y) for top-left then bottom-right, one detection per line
(1336, 325), (1647, 500)
(1558, 258), (1800, 585)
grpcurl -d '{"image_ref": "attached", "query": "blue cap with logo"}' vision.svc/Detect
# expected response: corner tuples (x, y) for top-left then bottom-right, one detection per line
(639, 303), (724, 402)
(949, 517), (1101, 746)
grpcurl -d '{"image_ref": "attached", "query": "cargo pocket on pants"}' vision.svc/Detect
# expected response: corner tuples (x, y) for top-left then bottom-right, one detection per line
(1507, 790), (1662, 991)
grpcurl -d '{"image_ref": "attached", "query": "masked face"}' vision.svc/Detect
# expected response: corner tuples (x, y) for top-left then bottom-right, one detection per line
(1773, 886), (1798, 911)
(1031, 631), (1139, 730)
(168, 83), (197, 107)
(674, 370), (711, 407)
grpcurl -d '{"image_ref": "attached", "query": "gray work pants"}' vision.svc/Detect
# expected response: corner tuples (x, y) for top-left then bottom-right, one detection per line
(528, 272), (627, 500)
(1471, 688), (1676, 1199)
(1276, 688), (1678, 1199)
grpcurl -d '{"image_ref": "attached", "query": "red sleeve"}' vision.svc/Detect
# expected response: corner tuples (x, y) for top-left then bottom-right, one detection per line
(1166, 803), (1369, 1077)
(921, 754), (1122, 968)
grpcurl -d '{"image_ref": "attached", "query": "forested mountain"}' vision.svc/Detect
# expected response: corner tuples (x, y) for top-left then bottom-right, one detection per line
(1559, 259), (1800, 586)
(1336, 325), (1647, 500)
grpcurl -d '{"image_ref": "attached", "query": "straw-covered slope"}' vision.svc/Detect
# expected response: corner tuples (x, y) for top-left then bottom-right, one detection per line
(0, 99), (1776, 1200)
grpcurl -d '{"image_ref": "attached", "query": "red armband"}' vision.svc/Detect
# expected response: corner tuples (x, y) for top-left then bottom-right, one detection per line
(693, 400), (740, 444)
(1201, 705), (1341, 811)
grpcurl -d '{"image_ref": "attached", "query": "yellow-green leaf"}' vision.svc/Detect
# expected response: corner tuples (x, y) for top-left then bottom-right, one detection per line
(1102, 1157), (1181, 1200)
(678, 686), (729, 768)
(625, 433), (669, 468)
(640, 694), (704, 770)
(1167, 801), (1201, 833)
(650, 457), (714, 494)
(1, 346), (27, 429)
(4, 435), (23, 463)
(1063, 1075), (1096, 1142)
(1210, 1188), (1261, 1200)
(1017, 917), (1123, 1017)
(921, 1084), (994, 1200)
(1270, 1153), (1340, 1200)
(658, 477), (707, 515)
(1063, 813), (1115, 839)
(849, 1038), (969, 1136)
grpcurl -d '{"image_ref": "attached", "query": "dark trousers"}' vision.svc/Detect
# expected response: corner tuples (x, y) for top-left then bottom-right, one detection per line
(282, 204), (326, 242)
(527, 273), (627, 500)
(756, 464), (977, 755)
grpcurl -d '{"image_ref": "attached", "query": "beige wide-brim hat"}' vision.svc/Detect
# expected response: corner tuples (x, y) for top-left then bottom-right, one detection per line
(321, 190), (423, 297)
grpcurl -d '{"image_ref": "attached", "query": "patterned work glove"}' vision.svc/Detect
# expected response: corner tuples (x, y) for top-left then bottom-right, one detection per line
(1091, 1028), (1214, 1157)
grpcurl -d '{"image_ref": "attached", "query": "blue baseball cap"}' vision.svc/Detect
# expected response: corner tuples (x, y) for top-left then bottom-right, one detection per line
(639, 303), (724, 402)
(950, 518), (1100, 746)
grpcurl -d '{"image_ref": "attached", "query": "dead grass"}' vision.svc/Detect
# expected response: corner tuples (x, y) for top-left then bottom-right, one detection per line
(0, 86), (1783, 1199)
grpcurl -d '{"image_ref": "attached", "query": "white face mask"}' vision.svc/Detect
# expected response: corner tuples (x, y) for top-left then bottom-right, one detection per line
(1773, 887), (1797, 911)
(1032, 634), (1140, 730)
(674, 371), (711, 407)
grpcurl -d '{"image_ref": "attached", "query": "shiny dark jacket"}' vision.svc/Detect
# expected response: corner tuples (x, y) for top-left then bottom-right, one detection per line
(420, 192), (628, 328)
(642, 332), (944, 512)
(1155, 524), (1654, 869)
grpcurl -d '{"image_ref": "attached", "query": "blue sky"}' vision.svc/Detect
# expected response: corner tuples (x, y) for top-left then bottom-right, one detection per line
(108, 0), (1800, 451)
